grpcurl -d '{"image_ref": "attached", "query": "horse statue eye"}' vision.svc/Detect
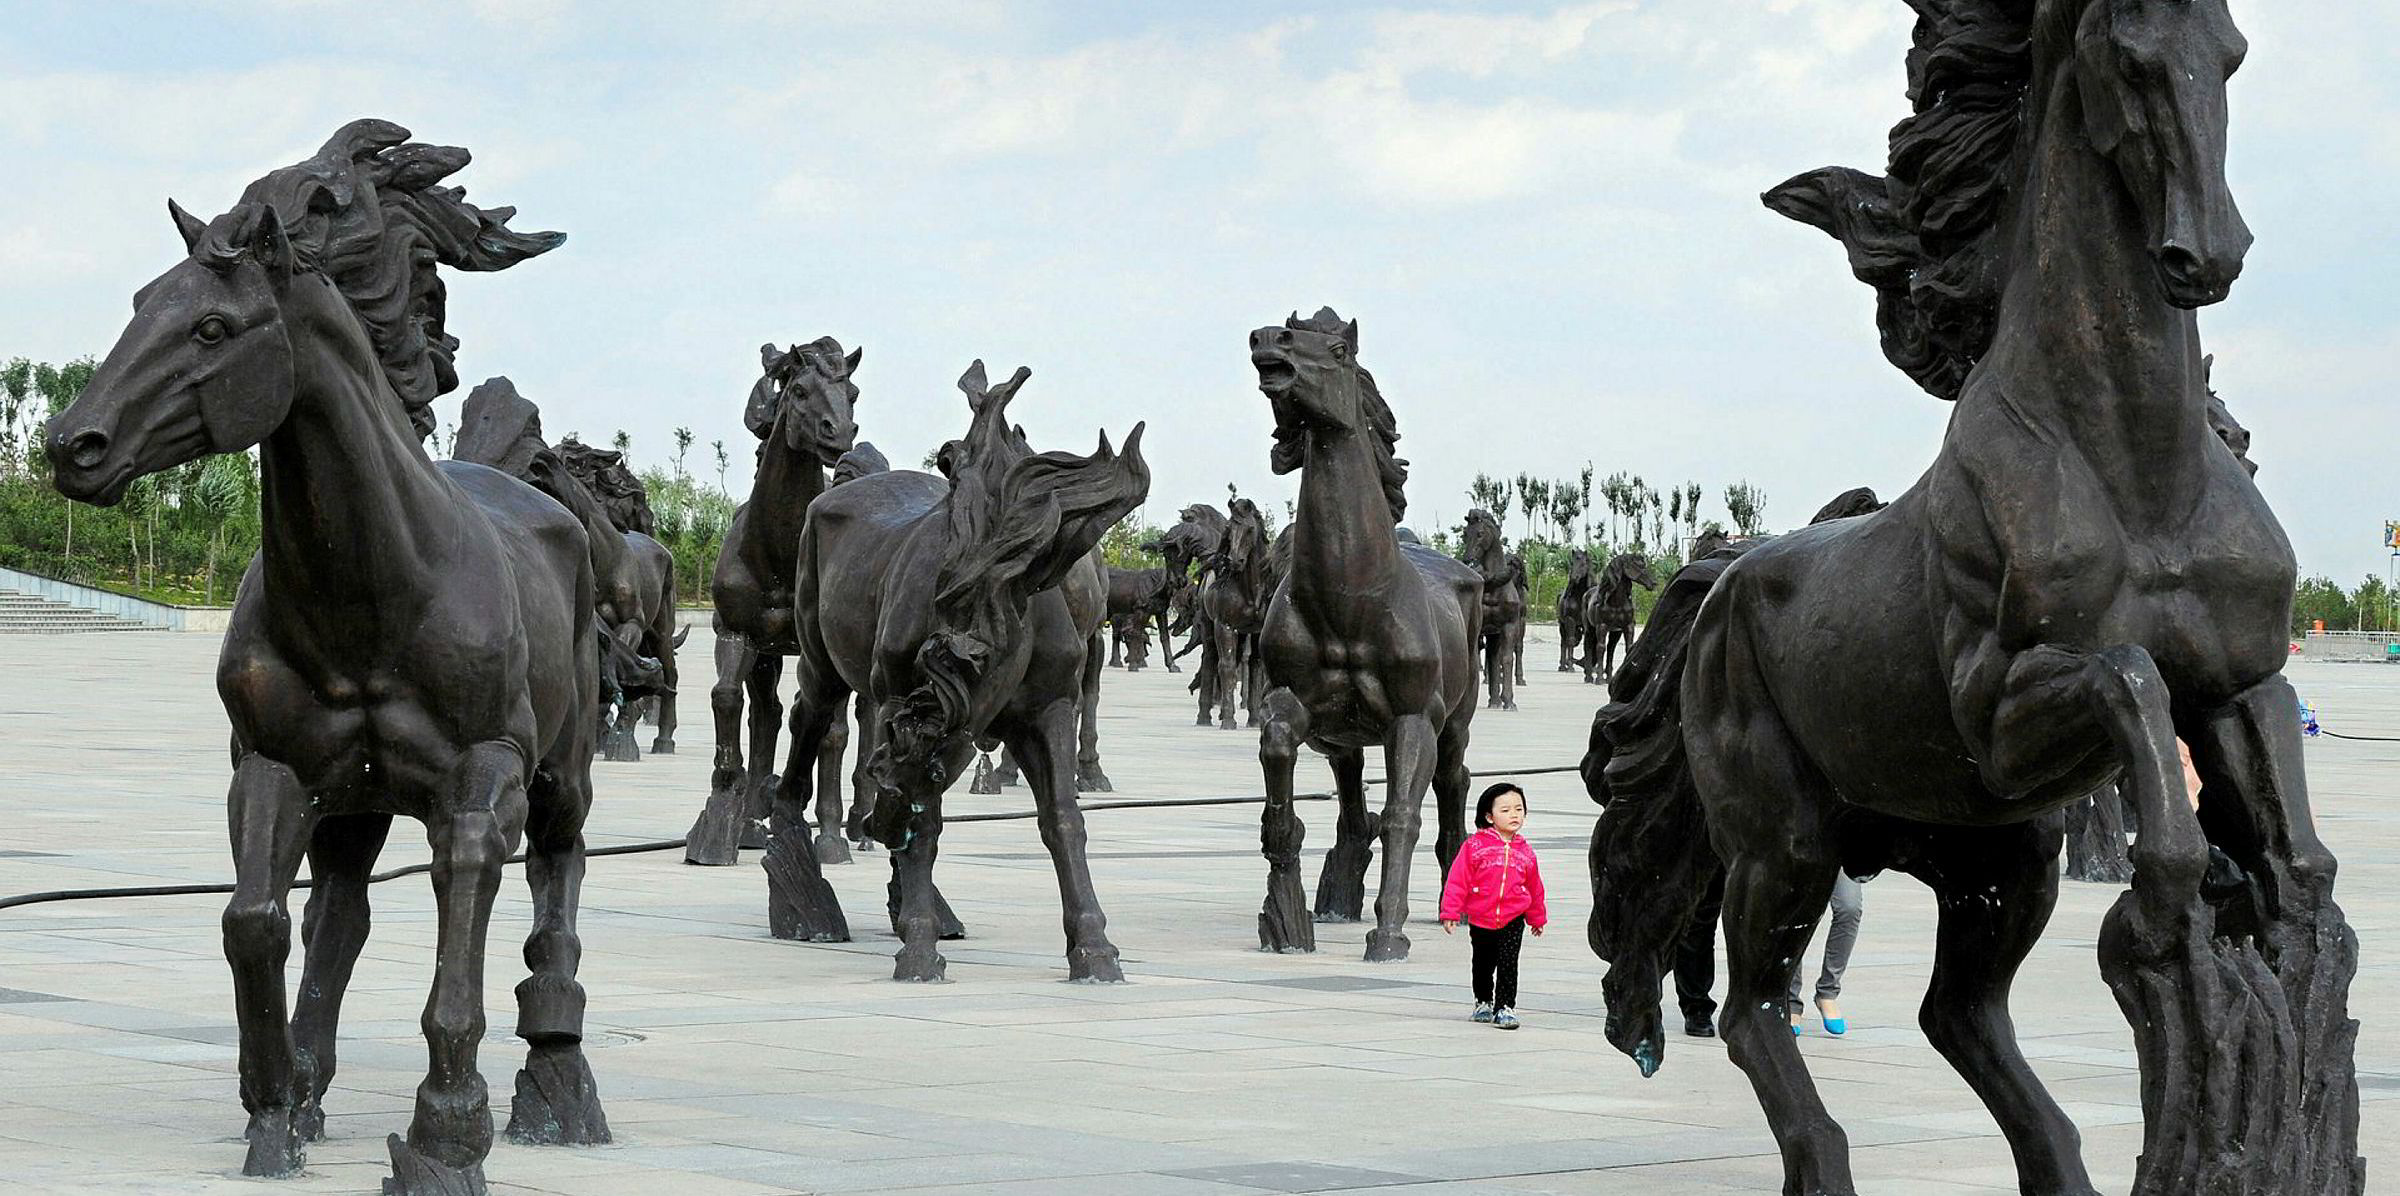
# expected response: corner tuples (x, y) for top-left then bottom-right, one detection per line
(194, 315), (231, 345)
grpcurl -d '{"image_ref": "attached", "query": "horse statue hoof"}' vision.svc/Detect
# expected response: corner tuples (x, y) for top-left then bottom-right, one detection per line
(242, 1106), (305, 1178)
(893, 946), (948, 982)
(1067, 945), (1125, 982)
(504, 1043), (611, 1147)
(1363, 928), (1411, 962)
(1075, 766), (1114, 793)
(649, 737), (675, 755)
(813, 832), (851, 865)
(600, 729), (640, 763)
(383, 1134), (487, 1196)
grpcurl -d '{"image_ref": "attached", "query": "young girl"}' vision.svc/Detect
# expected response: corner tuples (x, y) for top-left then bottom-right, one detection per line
(1440, 782), (1547, 1029)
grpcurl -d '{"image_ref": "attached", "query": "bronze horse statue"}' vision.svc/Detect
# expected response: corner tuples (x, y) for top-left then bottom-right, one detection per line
(556, 439), (683, 756)
(1555, 548), (1594, 672)
(683, 340), (861, 866)
(1249, 308), (1481, 960)
(770, 361), (1148, 981)
(1195, 497), (1270, 730)
(1458, 509), (1524, 711)
(1578, 551), (1655, 685)
(453, 378), (687, 763)
(1106, 564), (1176, 670)
(1589, 4), (2358, 1192)
(1152, 502), (1226, 679)
(47, 119), (605, 1194)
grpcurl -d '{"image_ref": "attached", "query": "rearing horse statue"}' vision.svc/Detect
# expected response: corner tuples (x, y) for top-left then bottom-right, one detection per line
(684, 340), (861, 866)
(1588, 4), (2358, 1193)
(48, 119), (603, 1195)
(1555, 548), (1594, 672)
(1249, 308), (1481, 961)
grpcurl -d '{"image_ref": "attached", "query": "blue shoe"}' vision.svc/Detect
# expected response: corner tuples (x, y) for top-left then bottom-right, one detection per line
(1470, 1001), (1494, 1023)
(1493, 1007), (1520, 1030)
(1818, 999), (1847, 1037)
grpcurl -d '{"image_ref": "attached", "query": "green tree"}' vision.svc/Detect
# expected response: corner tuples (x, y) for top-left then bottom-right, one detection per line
(1724, 481), (1768, 536)
(2291, 575), (2355, 634)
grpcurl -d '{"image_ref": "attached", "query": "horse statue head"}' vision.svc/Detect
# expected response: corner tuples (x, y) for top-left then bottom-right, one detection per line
(832, 441), (891, 486)
(1566, 548), (1594, 590)
(453, 376), (547, 479)
(49, 119), (560, 503)
(745, 337), (862, 468)
(1251, 307), (1408, 522)
(2201, 356), (2256, 477)
(1607, 552), (1659, 600)
(1460, 508), (1506, 579)
(1151, 504), (1228, 584)
(1763, 0), (2247, 397)
(1220, 497), (1266, 579)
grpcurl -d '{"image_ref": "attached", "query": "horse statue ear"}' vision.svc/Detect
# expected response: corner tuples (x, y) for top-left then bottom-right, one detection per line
(759, 343), (784, 373)
(988, 366), (1033, 407)
(845, 346), (864, 376)
(958, 359), (990, 404)
(249, 205), (294, 288)
(1342, 318), (1359, 353)
(169, 199), (208, 253)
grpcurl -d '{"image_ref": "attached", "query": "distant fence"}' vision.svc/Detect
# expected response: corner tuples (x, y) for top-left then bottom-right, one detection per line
(0, 563), (231, 632)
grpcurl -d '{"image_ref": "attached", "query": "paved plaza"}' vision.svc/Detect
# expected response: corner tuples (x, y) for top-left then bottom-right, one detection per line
(0, 626), (2392, 1194)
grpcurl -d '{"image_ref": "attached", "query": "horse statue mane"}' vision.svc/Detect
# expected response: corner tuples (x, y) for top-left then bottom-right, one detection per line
(1761, 2), (2033, 399)
(556, 439), (657, 535)
(1267, 307), (1408, 522)
(218, 118), (564, 437)
(906, 361), (1149, 753)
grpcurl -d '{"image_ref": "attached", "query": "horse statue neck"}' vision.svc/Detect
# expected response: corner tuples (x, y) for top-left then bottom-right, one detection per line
(1982, 43), (2213, 517)
(258, 273), (456, 609)
(749, 410), (830, 560)
(1288, 378), (1402, 600)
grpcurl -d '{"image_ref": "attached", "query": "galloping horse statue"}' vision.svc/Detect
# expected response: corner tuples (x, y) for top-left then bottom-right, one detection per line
(772, 362), (1148, 981)
(1249, 308), (1481, 959)
(47, 119), (605, 1194)
(453, 378), (687, 763)
(1578, 551), (1655, 684)
(684, 340), (861, 866)
(1196, 497), (1270, 729)
(1555, 548), (1594, 672)
(1589, 4), (2359, 1192)
(1458, 509), (1524, 711)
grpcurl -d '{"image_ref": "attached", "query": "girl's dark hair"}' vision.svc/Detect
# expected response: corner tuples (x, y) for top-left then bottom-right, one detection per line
(1475, 782), (1526, 829)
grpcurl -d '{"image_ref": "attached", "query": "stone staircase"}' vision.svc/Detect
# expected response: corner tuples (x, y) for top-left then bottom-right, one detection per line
(0, 588), (161, 634)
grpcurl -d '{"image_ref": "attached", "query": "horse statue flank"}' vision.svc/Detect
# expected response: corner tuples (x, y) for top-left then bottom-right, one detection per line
(454, 377), (687, 763)
(1579, 551), (1656, 685)
(1250, 308), (1481, 960)
(1555, 548), (1594, 672)
(47, 119), (602, 1194)
(683, 339), (862, 867)
(1592, 4), (2358, 1193)
(1197, 497), (1270, 730)
(773, 361), (1149, 981)
(1459, 509), (1524, 711)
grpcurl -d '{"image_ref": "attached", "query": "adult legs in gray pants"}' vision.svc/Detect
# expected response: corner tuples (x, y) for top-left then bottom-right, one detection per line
(1787, 871), (1865, 1012)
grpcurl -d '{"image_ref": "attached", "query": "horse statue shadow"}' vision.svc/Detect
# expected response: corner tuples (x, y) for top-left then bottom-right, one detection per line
(768, 361), (1149, 981)
(48, 119), (605, 1195)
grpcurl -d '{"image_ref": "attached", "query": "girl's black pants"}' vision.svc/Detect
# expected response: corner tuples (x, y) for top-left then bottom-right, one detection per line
(1469, 916), (1527, 1008)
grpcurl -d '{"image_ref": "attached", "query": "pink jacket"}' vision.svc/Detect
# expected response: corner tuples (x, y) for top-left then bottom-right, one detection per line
(1439, 828), (1547, 930)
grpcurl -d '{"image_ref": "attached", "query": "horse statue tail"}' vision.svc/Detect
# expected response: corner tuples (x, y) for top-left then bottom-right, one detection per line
(1585, 540), (1756, 1078)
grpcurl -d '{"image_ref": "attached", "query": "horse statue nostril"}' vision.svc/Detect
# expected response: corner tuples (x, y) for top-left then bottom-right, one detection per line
(67, 429), (111, 470)
(2156, 245), (2204, 285)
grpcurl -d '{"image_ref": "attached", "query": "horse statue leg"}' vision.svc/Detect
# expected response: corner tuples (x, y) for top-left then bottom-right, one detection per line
(1256, 686), (1316, 953)
(1364, 713), (1438, 962)
(845, 706), (878, 852)
(739, 653), (786, 849)
(812, 698), (853, 865)
(222, 755), (319, 1178)
(762, 685), (851, 944)
(504, 765), (611, 1152)
(1158, 607), (1180, 673)
(687, 624), (755, 864)
(1012, 698), (1125, 980)
(1312, 747), (1375, 923)
(287, 812), (393, 1144)
(1558, 611), (1580, 672)
(1076, 631), (1114, 792)
(1214, 619), (1243, 731)
(389, 743), (529, 1196)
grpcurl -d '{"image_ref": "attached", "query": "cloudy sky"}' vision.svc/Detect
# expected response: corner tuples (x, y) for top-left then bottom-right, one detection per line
(4, 1), (2392, 582)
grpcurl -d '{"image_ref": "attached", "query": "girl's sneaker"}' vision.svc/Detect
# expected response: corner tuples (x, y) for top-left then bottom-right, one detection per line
(1470, 1001), (1494, 1023)
(1493, 1007), (1521, 1030)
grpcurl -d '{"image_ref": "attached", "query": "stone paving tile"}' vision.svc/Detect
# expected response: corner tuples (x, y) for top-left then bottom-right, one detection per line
(0, 628), (2392, 1193)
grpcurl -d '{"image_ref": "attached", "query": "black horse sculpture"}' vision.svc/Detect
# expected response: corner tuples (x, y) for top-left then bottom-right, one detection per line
(454, 378), (687, 763)
(1579, 551), (1655, 685)
(556, 439), (682, 755)
(1196, 497), (1270, 730)
(1249, 308), (1481, 959)
(1589, 4), (2358, 1192)
(1555, 548), (1594, 672)
(1459, 509), (1524, 711)
(1105, 564), (1178, 670)
(684, 340), (861, 866)
(770, 361), (1148, 980)
(47, 119), (604, 1194)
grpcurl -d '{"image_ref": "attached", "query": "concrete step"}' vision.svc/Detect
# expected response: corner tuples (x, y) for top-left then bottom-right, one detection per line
(0, 587), (162, 633)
